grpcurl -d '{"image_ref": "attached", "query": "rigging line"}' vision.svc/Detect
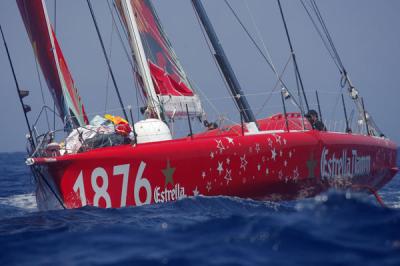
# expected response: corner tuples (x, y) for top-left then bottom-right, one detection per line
(276, 0), (310, 112)
(107, 0), (135, 71)
(53, 0), (57, 130)
(86, 0), (128, 121)
(190, 0), (241, 115)
(307, 0), (343, 72)
(54, 0), (57, 34)
(0, 24), (35, 149)
(243, 1), (275, 72)
(104, 7), (115, 113)
(190, 79), (221, 118)
(255, 54), (292, 117)
(225, 1), (302, 116)
(310, 0), (345, 72)
(112, 1), (130, 42)
(225, 0), (289, 91)
(294, 60), (304, 114)
(32, 167), (66, 209)
(33, 49), (51, 131)
(224, 1), (274, 74)
(330, 87), (344, 125)
(300, 0), (342, 73)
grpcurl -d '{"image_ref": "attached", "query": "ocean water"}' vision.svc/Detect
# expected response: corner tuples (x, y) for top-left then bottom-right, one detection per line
(0, 151), (399, 266)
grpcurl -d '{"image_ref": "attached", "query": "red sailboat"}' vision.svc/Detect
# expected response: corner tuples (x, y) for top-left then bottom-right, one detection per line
(5, 0), (397, 209)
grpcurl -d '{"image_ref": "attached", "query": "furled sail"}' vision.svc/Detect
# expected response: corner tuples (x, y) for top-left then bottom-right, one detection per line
(116, 0), (204, 119)
(17, 0), (88, 129)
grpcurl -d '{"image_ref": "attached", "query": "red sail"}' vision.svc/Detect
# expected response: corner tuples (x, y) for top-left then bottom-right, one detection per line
(117, 0), (204, 118)
(17, 0), (88, 128)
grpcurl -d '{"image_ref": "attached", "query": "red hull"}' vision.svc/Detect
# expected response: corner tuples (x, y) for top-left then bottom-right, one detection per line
(30, 123), (398, 209)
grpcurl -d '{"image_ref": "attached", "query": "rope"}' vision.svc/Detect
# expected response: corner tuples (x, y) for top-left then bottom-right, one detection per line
(86, 0), (128, 121)
(32, 166), (66, 209)
(225, 0), (297, 102)
(300, 0), (342, 73)
(33, 48), (51, 131)
(255, 55), (292, 116)
(224, 0), (276, 77)
(277, 0), (310, 112)
(53, 0), (57, 130)
(311, 0), (345, 71)
(223, 1), (305, 117)
(104, 3), (115, 113)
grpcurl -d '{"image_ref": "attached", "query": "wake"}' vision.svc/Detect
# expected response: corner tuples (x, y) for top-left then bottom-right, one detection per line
(0, 193), (37, 211)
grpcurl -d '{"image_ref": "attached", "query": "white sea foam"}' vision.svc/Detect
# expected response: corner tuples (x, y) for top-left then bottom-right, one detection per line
(381, 192), (400, 209)
(391, 195), (400, 209)
(0, 193), (37, 211)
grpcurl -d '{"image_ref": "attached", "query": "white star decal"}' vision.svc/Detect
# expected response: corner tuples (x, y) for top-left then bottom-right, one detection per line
(201, 171), (206, 179)
(274, 134), (282, 145)
(225, 137), (234, 144)
(293, 167), (299, 181)
(284, 160), (288, 167)
(267, 138), (273, 147)
(210, 152), (214, 159)
(224, 169), (232, 184)
(289, 151), (292, 158)
(215, 139), (225, 153)
(266, 168), (269, 175)
(271, 148), (277, 161)
(226, 158), (231, 164)
(283, 138), (287, 145)
(217, 161), (224, 175)
(278, 170), (283, 180)
(193, 186), (199, 196)
(240, 155), (248, 171)
(257, 164), (261, 171)
(255, 143), (260, 154)
(206, 182), (212, 192)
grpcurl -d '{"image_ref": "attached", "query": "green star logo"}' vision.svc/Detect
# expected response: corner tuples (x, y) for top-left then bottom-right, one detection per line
(162, 160), (175, 187)
(306, 152), (318, 179)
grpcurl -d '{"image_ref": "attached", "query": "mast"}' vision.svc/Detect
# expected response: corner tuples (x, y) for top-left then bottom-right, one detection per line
(191, 0), (258, 128)
(119, 0), (161, 120)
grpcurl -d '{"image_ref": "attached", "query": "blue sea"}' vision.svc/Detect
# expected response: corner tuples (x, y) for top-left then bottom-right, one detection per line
(0, 151), (399, 266)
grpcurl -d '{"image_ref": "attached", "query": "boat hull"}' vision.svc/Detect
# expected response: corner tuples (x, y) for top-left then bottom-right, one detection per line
(30, 130), (398, 209)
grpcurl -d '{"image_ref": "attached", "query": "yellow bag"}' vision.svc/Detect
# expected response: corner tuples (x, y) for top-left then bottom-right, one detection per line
(104, 114), (128, 125)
